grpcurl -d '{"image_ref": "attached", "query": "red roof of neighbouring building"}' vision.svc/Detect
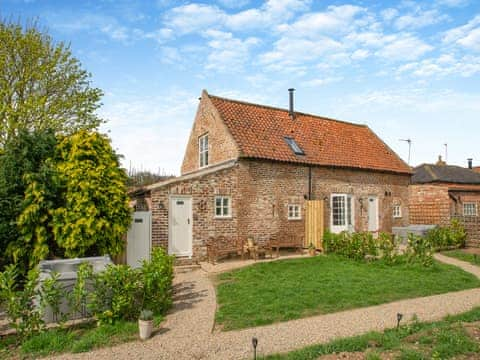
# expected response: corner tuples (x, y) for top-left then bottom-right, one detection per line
(208, 93), (412, 175)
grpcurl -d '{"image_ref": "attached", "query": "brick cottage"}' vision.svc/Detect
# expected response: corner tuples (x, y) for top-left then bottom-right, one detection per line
(131, 89), (411, 262)
(409, 157), (480, 247)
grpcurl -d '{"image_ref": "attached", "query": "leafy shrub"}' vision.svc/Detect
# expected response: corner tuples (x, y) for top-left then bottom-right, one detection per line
(39, 271), (68, 325)
(378, 233), (398, 264)
(88, 265), (143, 324)
(405, 234), (434, 267)
(0, 265), (44, 340)
(86, 247), (174, 324)
(323, 231), (377, 260)
(426, 220), (466, 250)
(140, 247), (174, 314)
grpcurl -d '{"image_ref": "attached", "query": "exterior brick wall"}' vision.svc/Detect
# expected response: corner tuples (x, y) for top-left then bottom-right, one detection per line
(147, 159), (410, 261)
(409, 184), (451, 225)
(180, 92), (239, 175)
(150, 165), (239, 263)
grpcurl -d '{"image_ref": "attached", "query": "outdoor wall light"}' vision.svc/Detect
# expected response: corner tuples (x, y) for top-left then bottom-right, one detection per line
(158, 202), (165, 210)
(397, 313), (404, 329)
(252, 337), (258, 360)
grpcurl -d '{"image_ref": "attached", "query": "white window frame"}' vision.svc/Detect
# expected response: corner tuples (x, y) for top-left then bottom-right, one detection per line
(463, 202), (477, 217)
(199, 134), (209, 168)
(393, 204), (402, 218)
(214, 196), (231, 219)
(287, 204), (301, 220)
(330, 194), (355, 233)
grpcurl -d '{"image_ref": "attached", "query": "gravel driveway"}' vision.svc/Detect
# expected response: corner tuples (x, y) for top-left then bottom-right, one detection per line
(51, 254), (480, 360)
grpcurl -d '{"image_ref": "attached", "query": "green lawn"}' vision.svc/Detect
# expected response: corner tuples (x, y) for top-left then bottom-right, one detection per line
(263, 307), (480, 360)
(215, 255), (480, 331)
(0, 316), (163, 359)
(442, 249), (480, 266)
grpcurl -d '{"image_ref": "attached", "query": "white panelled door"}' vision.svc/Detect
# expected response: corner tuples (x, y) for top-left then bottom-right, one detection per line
(126, 211), (151, 268)
(367, 196), (379, 232)
(169, 196), (193, 257)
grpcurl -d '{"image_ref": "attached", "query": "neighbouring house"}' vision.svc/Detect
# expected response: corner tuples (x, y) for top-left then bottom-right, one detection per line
(409, 157), (480, 247)
(129, 89), (411, 263)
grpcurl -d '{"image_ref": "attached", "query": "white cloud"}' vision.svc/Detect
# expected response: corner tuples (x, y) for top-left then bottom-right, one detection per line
(203, 30), (260, 71)
(376, 35), (433, 61)
(100, 89), (199, 174)
(351, 49), (370, 60)
(394, 9), (448, 30)
(277, 5), (365, 37)
(443, 15), (480, 43)
(381, 8), (399, 22)
(457, 27), (480, 51)
(163, 3), (225, 34)
(437, 0), (469, 7)
(304, 76), (343, 87)
(163, 0), (311, 34)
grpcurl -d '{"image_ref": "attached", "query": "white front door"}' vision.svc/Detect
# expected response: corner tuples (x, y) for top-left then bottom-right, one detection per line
(127, 211), (151, 268)
(169, 196), (193, 257)
(367, 196), (379, 232)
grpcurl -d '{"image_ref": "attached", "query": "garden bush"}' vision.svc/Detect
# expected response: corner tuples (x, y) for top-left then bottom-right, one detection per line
(324, 230), (434, 267)
(323, 231), (377, 260)
(426, 220), (466, 250)
(405, 234), (434, 267)
(0, 247), (174, 341)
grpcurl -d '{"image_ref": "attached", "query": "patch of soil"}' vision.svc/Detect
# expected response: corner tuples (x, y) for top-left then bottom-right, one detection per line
(318, 352), (366, 360)
(463, 321), (480, 341)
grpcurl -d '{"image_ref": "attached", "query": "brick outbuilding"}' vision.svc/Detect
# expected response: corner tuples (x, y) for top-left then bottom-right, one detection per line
(132, 90), (412, 262)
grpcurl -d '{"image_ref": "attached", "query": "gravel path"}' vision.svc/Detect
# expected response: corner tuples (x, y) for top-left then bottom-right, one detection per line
(51, 254), (480, 360)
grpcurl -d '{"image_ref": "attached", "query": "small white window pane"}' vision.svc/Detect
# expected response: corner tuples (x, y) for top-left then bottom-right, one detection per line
(216, 198), (222, 207)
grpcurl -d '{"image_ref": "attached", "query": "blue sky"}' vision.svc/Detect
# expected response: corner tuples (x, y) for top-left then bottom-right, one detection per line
(3, 0), (480, 174)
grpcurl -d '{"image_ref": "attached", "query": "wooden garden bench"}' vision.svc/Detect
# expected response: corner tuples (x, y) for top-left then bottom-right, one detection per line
(270, 233), (304, 258)
(206, 236), (244, 264)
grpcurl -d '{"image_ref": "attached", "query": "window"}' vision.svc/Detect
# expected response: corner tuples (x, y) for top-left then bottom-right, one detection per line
(464, 202), (477, 216)
(199, 134), (209, 168)
(288, 204), (301, 220)
(331, 194), (354, 232)
(393, 204), (402, 218)
(284, 137), (305, 155)
(215, 196), (231, 218)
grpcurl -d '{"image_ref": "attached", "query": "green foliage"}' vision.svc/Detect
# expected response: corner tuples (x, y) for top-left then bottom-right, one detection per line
(426, 220), (467, 250)
(0, 129), (57, 270)
(88, 264), (143, 324)
(378, 233), (398, 264)
(0, 265), (44, 340)
(139, 309), (153, 321)
(15, 130), (131, 268)
(0, 19), (103, 146)
(140, 247), (174, 314)
(51, 130), (131, 258)
(85, 248), (174, 324)
(70, 262), (93, 317)
(323, 231), (377, 260)
(405, 234), (434, 267)
(39, 271), (68, 325)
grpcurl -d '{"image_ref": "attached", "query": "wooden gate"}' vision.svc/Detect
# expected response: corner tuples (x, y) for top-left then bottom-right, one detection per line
(305, 200), (324, 250)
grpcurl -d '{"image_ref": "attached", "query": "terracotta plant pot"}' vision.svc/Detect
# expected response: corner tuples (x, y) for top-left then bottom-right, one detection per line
(138, 319), (153, 340)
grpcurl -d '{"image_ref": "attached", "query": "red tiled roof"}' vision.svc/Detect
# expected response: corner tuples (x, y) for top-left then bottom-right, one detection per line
(208, 93), (412, 174)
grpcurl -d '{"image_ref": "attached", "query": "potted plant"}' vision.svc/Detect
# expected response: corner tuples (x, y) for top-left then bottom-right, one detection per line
(138, 309), (154, 340)
(308, 243), (316, 256)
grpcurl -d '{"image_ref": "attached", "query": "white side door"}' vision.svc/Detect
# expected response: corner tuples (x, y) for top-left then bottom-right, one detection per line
(367, 196), (379, 232)
(126, 211), (151, 268)
(169, 196), (193, 257)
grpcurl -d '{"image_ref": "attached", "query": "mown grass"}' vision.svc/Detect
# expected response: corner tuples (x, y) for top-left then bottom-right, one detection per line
(442, 249), (480, 266)
(263, 307), (480, 359)
(215, 255), (480, 331)
(0, 315), (164, 359)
